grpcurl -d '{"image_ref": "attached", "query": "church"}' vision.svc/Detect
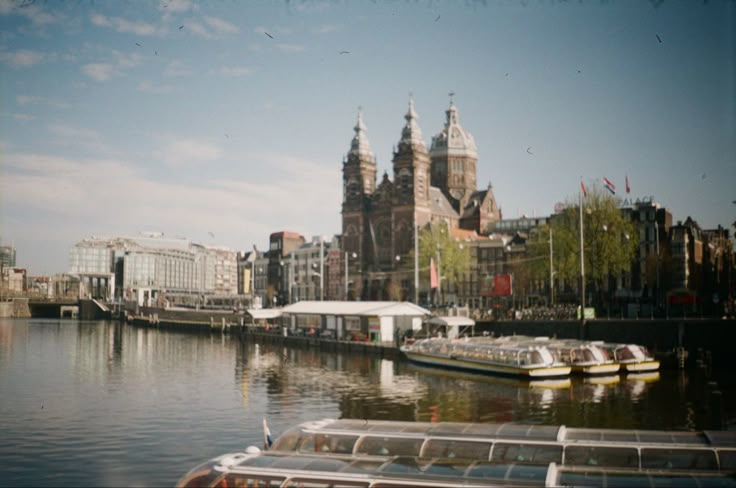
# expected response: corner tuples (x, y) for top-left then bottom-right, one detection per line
(341, 96), (502, 300)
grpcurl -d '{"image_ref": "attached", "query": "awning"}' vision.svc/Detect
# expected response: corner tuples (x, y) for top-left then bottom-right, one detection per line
(247, 309), (283, 320)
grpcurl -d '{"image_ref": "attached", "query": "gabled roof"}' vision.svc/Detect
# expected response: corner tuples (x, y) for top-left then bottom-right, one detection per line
(281, 301), (430, 317)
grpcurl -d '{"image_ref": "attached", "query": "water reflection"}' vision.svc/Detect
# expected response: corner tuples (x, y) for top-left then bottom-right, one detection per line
(0, 319), (733, 488)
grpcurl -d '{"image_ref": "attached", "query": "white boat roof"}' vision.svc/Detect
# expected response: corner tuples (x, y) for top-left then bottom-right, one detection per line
(426, 316), (476, 327)
(281, 301), (430, 317)
(247, 309), (283, 320)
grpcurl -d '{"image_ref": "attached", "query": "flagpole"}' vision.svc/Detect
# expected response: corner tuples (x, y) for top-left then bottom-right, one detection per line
(579, 183), (586, 321)
(414, 213), (419, 304)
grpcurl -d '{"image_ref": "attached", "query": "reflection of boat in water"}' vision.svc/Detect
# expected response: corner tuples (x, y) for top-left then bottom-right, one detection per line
(177, 418), (736, 488)
(406, 361), (572, 390)
(626, 370), (661, 382)
(598, 342), (660, 373)
(584, 374), (621, 386)
(400, 337), (571, 378)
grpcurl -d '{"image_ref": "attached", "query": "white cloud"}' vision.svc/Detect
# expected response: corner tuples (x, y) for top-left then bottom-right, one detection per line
(314, 24), (341, 34)
(155, 137), (223, 167)
(1, 149), (342, 270)
(46, 123), (114, 155)
(275, 43), (305, 53)
(80, 50), (141, 82)
(137, 81), (173, 94)
(0, 49), (45, 67)
(16, 95), (70, 109)
(164, 59), (192, 77)
(220, 66), (255, 77)
(12, 113), (34, 122)
(90, 14), (156, 36)
(82, 63), (115, 81)
(204, 16), (238, 34)
(186, 21), (212, 39)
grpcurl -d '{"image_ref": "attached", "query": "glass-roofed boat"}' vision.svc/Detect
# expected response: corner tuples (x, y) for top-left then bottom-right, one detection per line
(177, 419), (736, 488)
(597, 341), (660, 373)
(399, 336), (571, 378)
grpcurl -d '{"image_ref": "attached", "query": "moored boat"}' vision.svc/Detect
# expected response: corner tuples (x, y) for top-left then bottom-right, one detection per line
(598, 342), (660, 373)
(545, 339), (620, 375)
(176, 418), (736, 488)
(400, 337), (571, 378)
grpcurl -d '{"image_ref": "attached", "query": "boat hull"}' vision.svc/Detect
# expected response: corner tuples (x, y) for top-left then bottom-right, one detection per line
(570, 362), (620, 375)
(402, 350), (571, 378)
(621, 360), (660, 372)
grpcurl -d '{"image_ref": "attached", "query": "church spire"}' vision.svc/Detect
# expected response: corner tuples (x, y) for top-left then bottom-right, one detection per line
(349, 107), (374, 160)
(399, 94), (425, 148)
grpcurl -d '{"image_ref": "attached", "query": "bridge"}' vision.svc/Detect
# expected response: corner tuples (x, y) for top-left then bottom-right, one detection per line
(1, 296), (112, 320)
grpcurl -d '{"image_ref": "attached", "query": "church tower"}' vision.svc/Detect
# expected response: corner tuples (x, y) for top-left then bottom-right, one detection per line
(390, 96), (431, 264)
(341, 109), (376, 272)
(430, 94), (478, 212)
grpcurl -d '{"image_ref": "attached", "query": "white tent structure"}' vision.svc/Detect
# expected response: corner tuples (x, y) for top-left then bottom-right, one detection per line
(424, 316), (476, 339)
(280, 301), (430, 343)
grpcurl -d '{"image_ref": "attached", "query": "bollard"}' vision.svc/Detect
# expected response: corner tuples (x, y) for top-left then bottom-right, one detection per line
(709, 390), (724, 430)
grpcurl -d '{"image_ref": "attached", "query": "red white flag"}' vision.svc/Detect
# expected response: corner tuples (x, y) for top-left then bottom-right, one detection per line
(603, 177), (616, 195)
(580, 180), (587, 197)
(430, 257), (438, 289)
(625, 174), (630, 194)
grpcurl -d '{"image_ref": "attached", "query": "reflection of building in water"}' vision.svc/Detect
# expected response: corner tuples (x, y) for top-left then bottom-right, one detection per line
(378, 359), (425, 399)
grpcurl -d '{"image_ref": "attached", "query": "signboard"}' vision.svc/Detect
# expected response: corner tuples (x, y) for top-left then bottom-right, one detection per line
(368, 317), (380, 332)
(493, 274), (513, 296)
(480, 274), (513, 297)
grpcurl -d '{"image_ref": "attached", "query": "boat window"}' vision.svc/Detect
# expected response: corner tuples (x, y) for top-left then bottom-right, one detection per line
(355, 436), (423, 456)
(299, 434), (358, 454)
(238, 456), (280, 468)
(505, 465), (550, 482)
(422, 440), (491, 460)
(465, 463), (512, 479)
(422, 459), (472, 477)
(379, 457), (425, 475)
(270, 457), (313, 470)
(491, 443), (562, 465)
(303, 458), (354, 472)
(564, 446), (639, 468)
(342, 460), (385, 473)
(175, 462), (225, 488)
(557, 472), (645, 487)
(282, 480), (369, 488)
(217, 473), (285, 488)
(271, 428), (303, 451)
(641, 448), (718, 470)
(718, 449), (736, 469)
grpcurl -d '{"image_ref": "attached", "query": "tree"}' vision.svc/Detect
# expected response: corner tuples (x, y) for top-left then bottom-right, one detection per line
(525, 186), (639, 308)
(406, 221), (471, 302)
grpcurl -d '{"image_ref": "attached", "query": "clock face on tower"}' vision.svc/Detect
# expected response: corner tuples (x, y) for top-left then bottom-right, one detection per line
(450, 189), (463, 201)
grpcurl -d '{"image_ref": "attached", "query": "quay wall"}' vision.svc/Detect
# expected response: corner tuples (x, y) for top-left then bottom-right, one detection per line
(477, 318), (736, 367)
(0, 299), (31, 318)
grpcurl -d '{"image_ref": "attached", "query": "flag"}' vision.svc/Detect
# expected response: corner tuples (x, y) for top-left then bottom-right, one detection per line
(580, 180), (587, 198)
(246, 244), (257, 263)
(625, 174), (630, 195)
(603, 177), (616, 195)
(430, 257), (438, 289)
(263, 418), (273, 450)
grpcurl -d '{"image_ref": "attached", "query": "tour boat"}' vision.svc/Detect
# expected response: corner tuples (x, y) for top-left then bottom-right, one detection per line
(176, 418), (736, 488)
(544, 339), (620, 375)
(400, 337), (572, 378)
(598, 342), (660, 373)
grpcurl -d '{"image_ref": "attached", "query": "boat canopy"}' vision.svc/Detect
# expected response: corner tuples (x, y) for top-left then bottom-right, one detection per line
(424, 316), (475, 339)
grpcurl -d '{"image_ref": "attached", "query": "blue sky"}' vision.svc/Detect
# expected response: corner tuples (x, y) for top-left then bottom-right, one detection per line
(1, 0), (734, 275)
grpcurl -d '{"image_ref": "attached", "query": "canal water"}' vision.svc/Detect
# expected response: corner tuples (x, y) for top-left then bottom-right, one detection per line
(0, 318), (733, 487)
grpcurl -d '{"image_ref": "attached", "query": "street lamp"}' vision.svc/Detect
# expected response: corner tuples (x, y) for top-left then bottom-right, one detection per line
(344, 251), (357, 300)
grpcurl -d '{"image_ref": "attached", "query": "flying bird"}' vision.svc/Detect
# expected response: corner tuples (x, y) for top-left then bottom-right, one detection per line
(701, 173), (706, 180)
(135, 42), (141, 47)
(435, 15), (440, 22)
(264, 32), (274, 39)
(656, 34), (662, 43)
(526, 147), (534, 155)
(339, 51), (350, 54)
(208, 232), (215, 238)
(179, 25), (184, 30)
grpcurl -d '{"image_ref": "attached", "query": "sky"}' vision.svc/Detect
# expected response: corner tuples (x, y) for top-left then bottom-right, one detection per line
(1, 0), (734, 276)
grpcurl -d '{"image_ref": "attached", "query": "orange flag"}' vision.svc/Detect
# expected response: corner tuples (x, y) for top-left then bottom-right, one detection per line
(430, 257), (438, 289)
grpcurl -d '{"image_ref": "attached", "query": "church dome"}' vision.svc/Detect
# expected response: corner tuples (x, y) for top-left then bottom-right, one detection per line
(430, 97), (477, 158)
